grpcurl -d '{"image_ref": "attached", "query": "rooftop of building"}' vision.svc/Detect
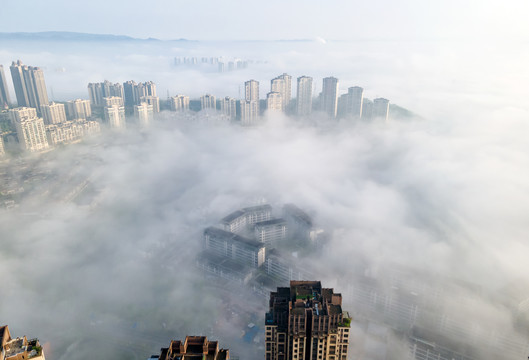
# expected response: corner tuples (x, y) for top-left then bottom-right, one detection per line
(0, 325), (10, 347)
(158, 336), (229, 360)
(220, 210), (246, 223)
(268, 281), (345, 322)
(4, 337), (26, 357)
(242, 204), (272, 213)
(204, 226), (264, 249)
(254, 218), (286, 227)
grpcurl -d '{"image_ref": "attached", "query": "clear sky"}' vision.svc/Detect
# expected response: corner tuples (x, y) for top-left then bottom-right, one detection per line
(1, 0), (528, 41)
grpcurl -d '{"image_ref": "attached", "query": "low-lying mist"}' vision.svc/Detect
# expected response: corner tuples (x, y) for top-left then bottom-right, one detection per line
(1, 110), (528, 359)
(1, 36), (528, 360)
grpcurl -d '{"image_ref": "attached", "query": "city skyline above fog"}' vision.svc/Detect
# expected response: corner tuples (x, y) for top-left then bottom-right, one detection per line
(1, 3), (529, 360)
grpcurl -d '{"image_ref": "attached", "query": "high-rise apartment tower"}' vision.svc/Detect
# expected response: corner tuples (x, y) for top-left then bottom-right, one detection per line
(345, 86), (363, 118)
(321, 77), (339, 118)
(265, 281), (351, 360)
(296, 76), (313, 116)
(9, 60), (49, 114)
(0, 65), (11, 108)
(271, 73), (292, 111)
(153, 336), (229, 360)
(373, 98), (390, 121)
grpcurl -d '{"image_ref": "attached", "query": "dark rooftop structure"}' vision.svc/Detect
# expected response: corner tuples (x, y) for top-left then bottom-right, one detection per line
(265, 281), (351, 360)
(204, 226), (264, 249)
(267, 281), (347, 332)
(156, 336), (229, 360)
(254, 218), (287, 227)
(220, 210), (246, 224)
(242, 204), (272, 213)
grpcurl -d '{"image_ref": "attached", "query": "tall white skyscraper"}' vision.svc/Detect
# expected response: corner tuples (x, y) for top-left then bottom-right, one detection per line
(240, 100), (259, 125)
(321, 77), (339, 118)
(200, 94), (217, 110)
(271, 73), (292, 111)
(296, 76), (313, 116)
(0, 65), (11, 108)
(245, 79), (259, 102)
(104, 105), (126, 129)
(140, 95), (160, 113)
(123, 80), (157, 107)
(220, 96), (237, 120)
(41, 102), (67, 124)
(88, 80), (123, 106)
(10, 60), (49, 114)
(244, 79), (260, 120)
(373, 98), (390, 121)
(134, 102), (154, 127)
(66, 99), (92, 120)
(345, 86), (363, 118)
(8, 107), (37, 123)
(361, 99), (373, 120)
(104, 96), (124, 107)
(266, 92), (283, 112)
(170, 95), (190, 111)
(9, 107), (49, 152)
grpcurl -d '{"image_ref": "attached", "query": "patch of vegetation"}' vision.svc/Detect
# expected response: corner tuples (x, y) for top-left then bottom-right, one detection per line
(338, 317), (351, 327)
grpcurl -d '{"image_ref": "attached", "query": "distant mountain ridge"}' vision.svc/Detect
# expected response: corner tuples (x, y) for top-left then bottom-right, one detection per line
(0, 31), (191, 42)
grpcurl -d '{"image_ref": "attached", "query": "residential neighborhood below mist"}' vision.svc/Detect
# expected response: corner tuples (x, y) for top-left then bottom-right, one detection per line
(0, 28), (528, 360)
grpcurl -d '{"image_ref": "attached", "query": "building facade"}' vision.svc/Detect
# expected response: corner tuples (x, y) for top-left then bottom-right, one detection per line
(9, 60), (49, 114)
(244, 79), (260, 119)
(373, 98), (390, 121)
(103, 96), (124, 107)
(11, 110), (49, 152)
(0, 65), (10, 108)
(170, 95), (190, 112)
(345, 86), (363, 119)
(66, 99), (92, 120)
(254, 218), (287, 248)
(200, 94), (217, 110)
(240, 100), (259, 126)
(221, 204), (273, 234)
(271, 73), (292, 111)
(153, 336), (229, 360)
(8, 107), (37, 124)
(140, 95), (160, 113)
(321, 77), (339, 118)
(134, 102), (154, 127)
(265, 281), (351, 360)
(361, 99), (373, 120)
(220, 96), (237, 120)
(296, 76), (313, 116)
(45, 119), (100, 146)
(267, 92), (283, 113)
(123, 80), (157, 107)
(40, 102), (67, 124)
(203, 227), (266, 268)
(104, 105), (126, 129)
(87, 80), (123, 106)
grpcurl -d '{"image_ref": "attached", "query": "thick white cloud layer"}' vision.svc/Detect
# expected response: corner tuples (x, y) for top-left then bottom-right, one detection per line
(0, 38), (528, 359)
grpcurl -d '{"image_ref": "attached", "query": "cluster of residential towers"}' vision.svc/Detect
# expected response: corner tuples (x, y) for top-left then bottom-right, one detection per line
(0, 60), (390, 157)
